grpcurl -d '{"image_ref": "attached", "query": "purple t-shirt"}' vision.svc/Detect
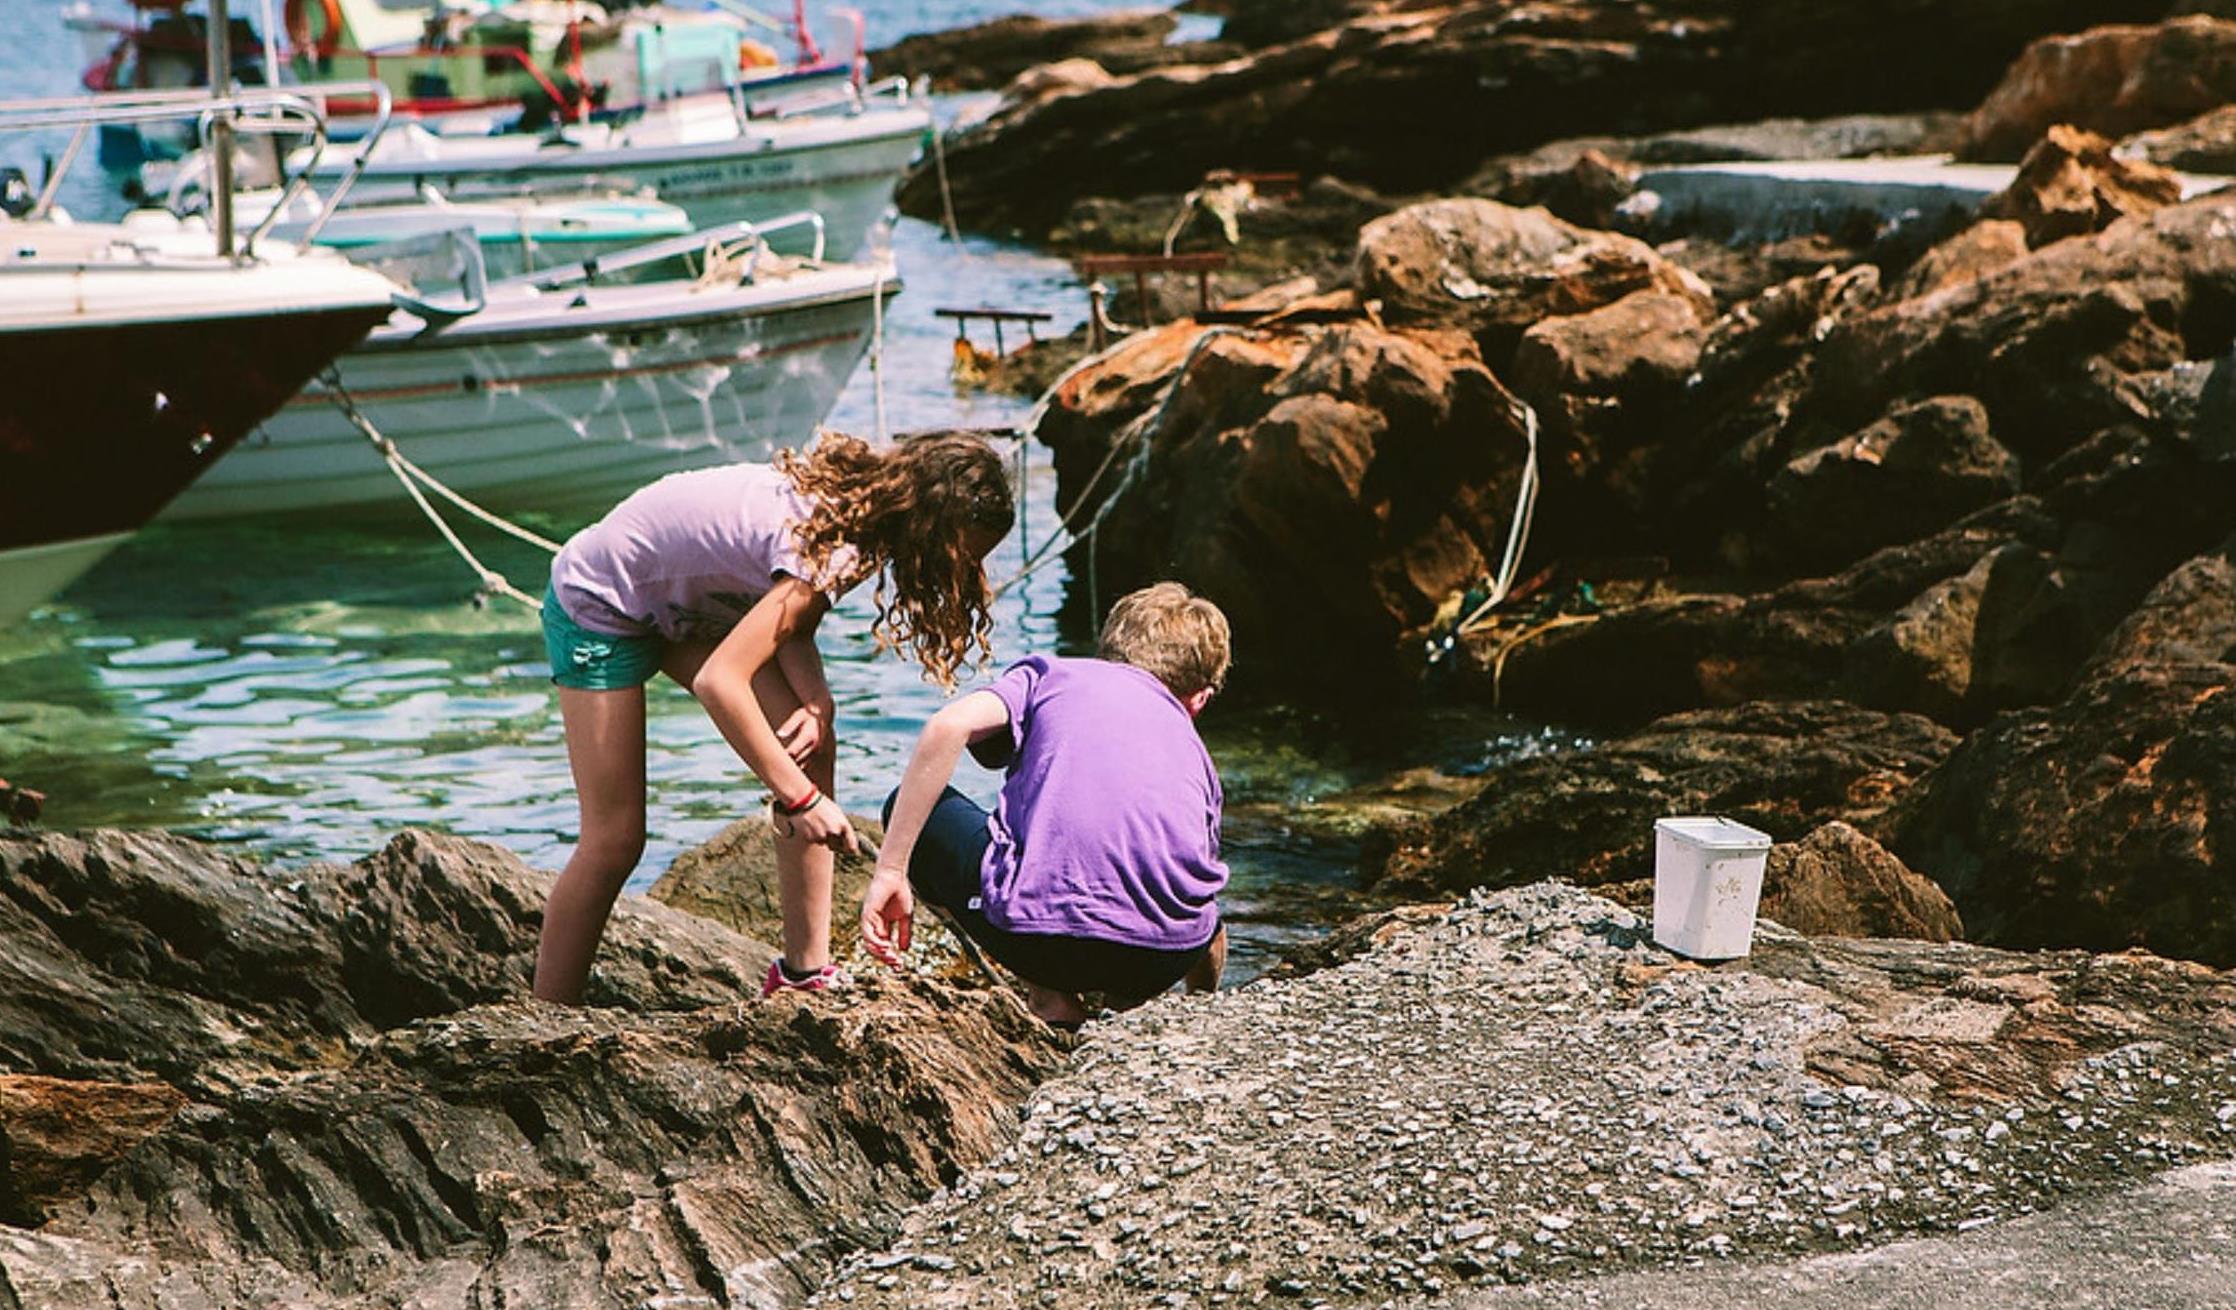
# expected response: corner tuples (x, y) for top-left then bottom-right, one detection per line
(975, 655), (1227, 950)
(549, 463), (855, 642)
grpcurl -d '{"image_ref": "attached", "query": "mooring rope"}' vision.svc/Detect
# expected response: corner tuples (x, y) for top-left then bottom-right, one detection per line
(927, 113), (964, 248)
(1454, 395), (1543, 633)
(990, 325), (1251, 603)
(321, 369), (552, 612)
(870, 262), (890, 441)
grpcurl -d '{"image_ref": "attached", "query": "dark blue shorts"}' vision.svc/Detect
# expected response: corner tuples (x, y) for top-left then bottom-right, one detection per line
(885, 787), (1213, 1002)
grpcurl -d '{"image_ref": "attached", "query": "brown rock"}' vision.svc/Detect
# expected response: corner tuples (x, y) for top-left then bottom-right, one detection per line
(1511, 289), (1708, 398)
(1369, 699), (1957, 896)
(1356, 198), (1712, 362)
(1765, 396), (2021, 572)
(1799, 194), (2236, 469)
(649, 813), (883, 947)
(905, 1), (2176, 237)
(1884, 537), (2236, 964)
(0, 830), (1061, 1307)
(0, 828), (766, 1090)
(1844, 553), (1994, 725)
(867, 11), (1206, 92)
(0, 1075), (184, 1224)
(998, 56), (1121, 108)
(1035, 318), (1532, 696)
(1895, 218), (2031, 299)
(1845, 542), (2103, 727)
(1976, 124), (2186, 247)
(0, 980), (1058, 1308)
(2123, 102), (2236, 172)
(1962, 16), (2236, 161)
(1758, 821), (1962, 942)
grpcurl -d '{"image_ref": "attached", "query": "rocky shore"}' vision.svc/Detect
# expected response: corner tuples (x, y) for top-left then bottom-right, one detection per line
(5, 830), (2231, 1307)
(0, 829), (1056, 1308)
(9, 1), (2236, 1305)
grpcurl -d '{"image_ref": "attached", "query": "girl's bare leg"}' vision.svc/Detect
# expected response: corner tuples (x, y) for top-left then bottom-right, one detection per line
(667, 642), (837, 973)
(533, 685), (648, 1004)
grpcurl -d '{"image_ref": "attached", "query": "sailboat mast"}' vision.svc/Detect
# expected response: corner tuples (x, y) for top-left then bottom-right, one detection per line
(207, 0), (236, 257)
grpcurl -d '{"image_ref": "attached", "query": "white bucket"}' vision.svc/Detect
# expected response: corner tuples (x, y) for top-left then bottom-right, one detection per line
(1651, 816), (1774, 960)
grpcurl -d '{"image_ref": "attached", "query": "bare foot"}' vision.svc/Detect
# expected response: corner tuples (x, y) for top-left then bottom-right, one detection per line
(1025, 984), (1090, 1027)
(1183, 924), (1227, 994)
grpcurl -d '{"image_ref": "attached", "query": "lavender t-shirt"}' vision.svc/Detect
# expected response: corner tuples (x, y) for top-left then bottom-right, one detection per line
(549, 463), (853, 642)
(975, 655), (1227, 950)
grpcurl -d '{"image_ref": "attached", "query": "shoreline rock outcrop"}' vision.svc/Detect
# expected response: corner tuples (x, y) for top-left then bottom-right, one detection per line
(1035, 311), (1535, 697)
(1883, 535), (2236, 966)
(866, 11), (1228, 92)
(900, 0), (2176, 238)
(0, 829), (1060, 1308)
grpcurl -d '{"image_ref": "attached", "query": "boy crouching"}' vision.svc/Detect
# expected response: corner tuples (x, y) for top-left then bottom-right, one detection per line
(860, 583), (1231, 1027)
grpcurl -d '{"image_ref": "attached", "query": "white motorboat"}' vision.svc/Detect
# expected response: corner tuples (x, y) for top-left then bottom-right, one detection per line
(288, 80), (930, 258)
(0, 85), (402, 628)
(164, 213), (898, 520)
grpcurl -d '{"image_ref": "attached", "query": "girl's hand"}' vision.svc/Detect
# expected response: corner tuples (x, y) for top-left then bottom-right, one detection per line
(861, 867), (914, 966)
(773, 794), (859, 852)
(776, 703), (826, 764)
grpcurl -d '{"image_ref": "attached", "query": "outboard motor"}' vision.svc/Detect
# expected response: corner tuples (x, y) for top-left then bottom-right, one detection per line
(0, 167), (34, 219)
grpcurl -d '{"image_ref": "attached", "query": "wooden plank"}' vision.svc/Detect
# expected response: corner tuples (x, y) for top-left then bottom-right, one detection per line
(1072, 252), (1231, 275)
(932, 307), (1055, 322)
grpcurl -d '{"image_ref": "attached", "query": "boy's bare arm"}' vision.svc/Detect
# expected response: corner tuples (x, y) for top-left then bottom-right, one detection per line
(860, 691), (1010, 962)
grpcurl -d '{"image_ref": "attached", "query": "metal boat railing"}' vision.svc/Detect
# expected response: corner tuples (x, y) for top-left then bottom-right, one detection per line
(489, 210), (828, 292)
(0, 79), (392, 259)
(754, 73), (912, 123)
(160, 82), (394, 253)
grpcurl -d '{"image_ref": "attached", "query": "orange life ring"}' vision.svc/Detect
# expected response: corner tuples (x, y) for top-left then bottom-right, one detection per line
(284, 0), (344, 62)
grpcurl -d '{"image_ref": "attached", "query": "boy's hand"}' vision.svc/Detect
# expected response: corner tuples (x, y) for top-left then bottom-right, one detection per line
(860, 867), (914, 966)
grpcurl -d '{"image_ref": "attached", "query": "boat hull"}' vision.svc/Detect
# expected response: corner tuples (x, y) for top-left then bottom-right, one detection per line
(165, 273), (896, 521)
(0, 302), (394, 624)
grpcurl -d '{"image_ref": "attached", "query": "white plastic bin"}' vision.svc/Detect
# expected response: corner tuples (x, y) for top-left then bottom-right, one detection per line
(1652, 816), (1774, 960)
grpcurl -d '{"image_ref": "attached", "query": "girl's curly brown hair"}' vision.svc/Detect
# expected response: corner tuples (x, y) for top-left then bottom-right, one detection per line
(778, 430), (1014, 687)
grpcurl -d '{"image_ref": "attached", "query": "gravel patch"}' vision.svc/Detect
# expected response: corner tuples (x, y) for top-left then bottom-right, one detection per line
(812, 883), (2236, 1307)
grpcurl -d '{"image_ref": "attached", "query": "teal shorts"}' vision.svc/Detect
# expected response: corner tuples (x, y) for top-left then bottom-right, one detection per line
(542, 586), (664, 691)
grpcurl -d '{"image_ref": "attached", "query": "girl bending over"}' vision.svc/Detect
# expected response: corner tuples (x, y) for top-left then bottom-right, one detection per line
(533, 432), (1013, 1004)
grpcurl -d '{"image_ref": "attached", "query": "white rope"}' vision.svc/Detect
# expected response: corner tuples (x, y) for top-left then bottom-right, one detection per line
(927, 115), (964, 248)
(990, 325), (1248, 601)
(1431, 396), (1544, 661)
(387, 445), (565, 554)
(1460, 396), (1542, 624)
(321, 371), (548, 612)
(870, 262), (889, 441)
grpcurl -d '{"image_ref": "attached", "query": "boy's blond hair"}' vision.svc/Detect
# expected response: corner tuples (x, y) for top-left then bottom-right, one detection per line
(1098, 582), (1231, 698)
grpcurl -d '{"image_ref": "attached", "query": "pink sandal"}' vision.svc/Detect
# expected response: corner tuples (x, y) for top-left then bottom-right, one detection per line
(760, 959), (850, 999)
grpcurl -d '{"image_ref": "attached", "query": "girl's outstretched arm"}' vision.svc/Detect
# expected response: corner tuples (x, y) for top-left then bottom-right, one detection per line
(692, 577), (854, 848)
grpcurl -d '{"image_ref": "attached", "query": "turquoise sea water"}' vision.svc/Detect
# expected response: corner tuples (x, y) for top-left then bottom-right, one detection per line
(0, 1), (1555, 980)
